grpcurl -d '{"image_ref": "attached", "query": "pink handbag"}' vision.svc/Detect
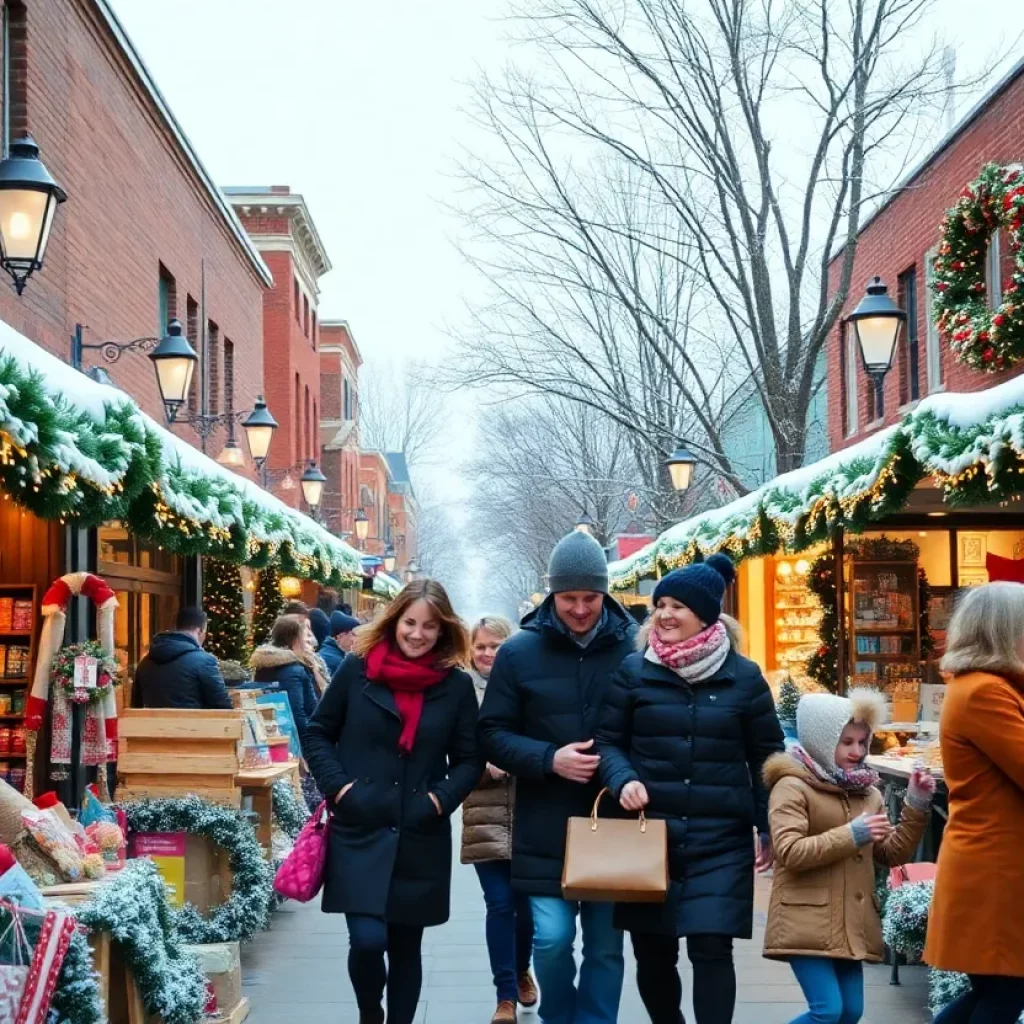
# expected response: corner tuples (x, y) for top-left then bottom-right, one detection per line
(273, 800), (329, 902)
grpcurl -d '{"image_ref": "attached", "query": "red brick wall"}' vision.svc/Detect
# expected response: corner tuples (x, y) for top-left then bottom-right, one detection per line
(0, 0), (266, 465)
(826, 66), (1024, 452)
(244, 248), (321, 507)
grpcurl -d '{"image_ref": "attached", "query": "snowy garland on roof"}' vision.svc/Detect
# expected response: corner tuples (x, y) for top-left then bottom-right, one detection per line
(0, 344), (363, 590)
(934, 163), (1024, 372)
(609, 372), (1024, 591)
(372, 572), (402, 599)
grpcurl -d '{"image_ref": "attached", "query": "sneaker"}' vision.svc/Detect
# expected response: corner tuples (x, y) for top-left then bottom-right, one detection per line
(491, 1000), (518, 1023)
(517, 971), (538, 1007)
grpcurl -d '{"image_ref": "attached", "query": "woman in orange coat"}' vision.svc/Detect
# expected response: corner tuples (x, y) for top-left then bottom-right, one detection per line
(927, 581), (1024, 1023)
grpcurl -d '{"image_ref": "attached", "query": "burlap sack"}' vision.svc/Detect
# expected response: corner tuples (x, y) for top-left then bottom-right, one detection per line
(0, 778), (33, 847)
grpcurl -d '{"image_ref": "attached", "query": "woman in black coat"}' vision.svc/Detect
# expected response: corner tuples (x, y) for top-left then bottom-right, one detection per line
(596, 555), (784, 1024)
(305, 579), (480, 1024)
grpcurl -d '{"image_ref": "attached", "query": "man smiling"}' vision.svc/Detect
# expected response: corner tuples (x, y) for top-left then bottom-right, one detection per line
(479, 530), (636, 1024)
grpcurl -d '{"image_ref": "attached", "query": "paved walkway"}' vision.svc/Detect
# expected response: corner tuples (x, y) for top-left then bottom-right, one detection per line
(243, 825), (931, 1023)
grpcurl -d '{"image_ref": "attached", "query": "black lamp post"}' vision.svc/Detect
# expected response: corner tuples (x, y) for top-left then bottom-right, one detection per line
(847, 276), (906, 416)
(0, 136), (66, 295)
(300, 460), (327, 512)
(242, 397), (278, 475)
(149, 320), (199, 421)
(665, 445), (696, 492)
(383, 545), (397, 574)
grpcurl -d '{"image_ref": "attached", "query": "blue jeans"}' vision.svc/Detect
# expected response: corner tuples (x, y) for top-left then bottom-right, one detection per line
(788, 957), (864, 1024)
(529, 896), (624, 1024)
(474, 861), (534, 1002)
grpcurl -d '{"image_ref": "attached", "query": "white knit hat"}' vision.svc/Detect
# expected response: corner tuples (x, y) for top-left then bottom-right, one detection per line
(796, 688), (886, 770)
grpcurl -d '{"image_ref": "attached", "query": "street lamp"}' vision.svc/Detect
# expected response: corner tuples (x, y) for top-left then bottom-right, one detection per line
(665, 445), (696, 492)
(354, 510), (370, 543)
(300, 460), (327, 511)
(148, 320), (199, 422)
(847, 276), (906, 415)
(0, 136), (67, 295)
(575, 513), (595, 535)
(383, 545), (397, 574)
(215, 435), (245, 468)
(242, 397), (278, 473)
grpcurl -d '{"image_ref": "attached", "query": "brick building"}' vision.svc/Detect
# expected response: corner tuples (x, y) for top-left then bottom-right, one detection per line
(319, 319), (363, 538)
(826, 56), (1024, 452)
(0, 0), (271, 461)
(226, 186), (331, 507)
(384, 452), (417, 575)
(358, 452), (392, 559)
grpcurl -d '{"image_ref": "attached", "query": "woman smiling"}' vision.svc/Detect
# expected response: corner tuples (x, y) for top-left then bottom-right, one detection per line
(305, 579), (480, 1024)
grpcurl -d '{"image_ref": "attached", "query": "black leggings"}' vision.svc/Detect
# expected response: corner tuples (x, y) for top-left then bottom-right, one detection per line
(345, 914), (424, 1024)
(933, 974), (1024, 1024)
(631, 932), (735, 1024)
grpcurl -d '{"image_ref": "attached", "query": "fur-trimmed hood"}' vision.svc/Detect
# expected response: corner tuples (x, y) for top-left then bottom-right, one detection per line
(249, 644), (303, 671)
(635, 612), (744, 654)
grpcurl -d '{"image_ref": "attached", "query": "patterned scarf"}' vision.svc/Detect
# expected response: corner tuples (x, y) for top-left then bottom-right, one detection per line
(790, 742), (880, 792)
(646, 621), (730, 682)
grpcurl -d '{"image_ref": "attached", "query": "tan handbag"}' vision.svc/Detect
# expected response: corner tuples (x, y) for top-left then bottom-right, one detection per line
(561, 787), (668, 903)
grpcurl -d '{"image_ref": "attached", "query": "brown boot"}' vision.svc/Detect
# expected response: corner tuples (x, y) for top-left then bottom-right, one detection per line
(491, 999), (517, 1023)
(517, 971), (538, 1007)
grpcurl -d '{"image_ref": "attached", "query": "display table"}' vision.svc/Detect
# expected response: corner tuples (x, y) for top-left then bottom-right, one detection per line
(235, 760), (300, 857)
(866, 754), (947, 860)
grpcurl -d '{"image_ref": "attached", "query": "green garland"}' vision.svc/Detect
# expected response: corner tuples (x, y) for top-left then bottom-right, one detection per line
(272, 778), (310, 840)
(123, 795), (272, 944)
(252, 564), (284, 647)
(204, 557), (249, 663)
(934, 163), (1024, 372)
(75, 858), (206, 1024)
(0, 351), (363, 591)
(806, 553), (840, 693)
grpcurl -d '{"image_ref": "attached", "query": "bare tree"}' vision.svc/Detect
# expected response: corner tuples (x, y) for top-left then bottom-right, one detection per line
(449, 0), (959, 480)
(359, 361), (443, 467)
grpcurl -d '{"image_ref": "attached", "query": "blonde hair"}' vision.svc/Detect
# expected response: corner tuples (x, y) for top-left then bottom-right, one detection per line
(470, 616), (514, 645)
(352, 578), (470, 669)
(941, 582), (1024, 680)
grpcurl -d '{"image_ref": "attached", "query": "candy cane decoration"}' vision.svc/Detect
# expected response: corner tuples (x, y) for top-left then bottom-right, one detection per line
(25, 572), (119, 745)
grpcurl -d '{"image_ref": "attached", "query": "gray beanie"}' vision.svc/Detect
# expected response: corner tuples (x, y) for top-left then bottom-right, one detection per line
(547, 531), (609, 594)
(796, 688), (886, 770)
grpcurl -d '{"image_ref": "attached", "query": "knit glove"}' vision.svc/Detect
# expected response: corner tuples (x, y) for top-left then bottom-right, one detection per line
(906, 769), (936, 811)
(849, 814), (875, 848)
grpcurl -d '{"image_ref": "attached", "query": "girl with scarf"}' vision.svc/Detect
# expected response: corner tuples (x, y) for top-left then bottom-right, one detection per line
(763, 690), (934, 1024)
(596, 554), (785, 1024)
(304, 579), (480, 1024)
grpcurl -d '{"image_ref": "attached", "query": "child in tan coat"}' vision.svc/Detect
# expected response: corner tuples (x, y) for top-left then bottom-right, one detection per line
(763, 689), (934, 1024)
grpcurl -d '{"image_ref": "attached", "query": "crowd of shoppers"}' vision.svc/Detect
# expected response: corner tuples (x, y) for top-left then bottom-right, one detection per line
(148, 526), (1024, 1024)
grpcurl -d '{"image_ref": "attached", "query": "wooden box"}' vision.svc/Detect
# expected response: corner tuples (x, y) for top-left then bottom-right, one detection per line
(116, 709), (244, 807)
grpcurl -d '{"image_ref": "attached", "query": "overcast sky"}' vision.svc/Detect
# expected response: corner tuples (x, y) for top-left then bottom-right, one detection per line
(110, 0), (1024, 613)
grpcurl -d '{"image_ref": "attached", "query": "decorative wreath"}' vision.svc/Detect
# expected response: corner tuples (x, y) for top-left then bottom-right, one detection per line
(934, 163), (1024, 372)
(122, 796), (272, 944)
(50, 641), (120, 706)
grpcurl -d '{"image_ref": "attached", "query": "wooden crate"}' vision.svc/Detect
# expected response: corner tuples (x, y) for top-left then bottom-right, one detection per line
(116, 709), (244, 807)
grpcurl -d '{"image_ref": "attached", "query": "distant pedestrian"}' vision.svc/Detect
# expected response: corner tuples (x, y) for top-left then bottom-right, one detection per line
(132, 607), (233, 710)
(461, 615), (537, 1024)
(479, 531), (636, 1024)
(305, 579), (480, 1024)
(596, 554), (785, 1024)
(319, 610), (360, 679)
(926, 583), (1024, 1022)
(764, 689), (932, 1024)
(308, 607), (331, 648)
(251, 614), (320, 753)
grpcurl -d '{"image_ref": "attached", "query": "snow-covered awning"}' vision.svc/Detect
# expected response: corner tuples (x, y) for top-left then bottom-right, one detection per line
(0, 320), (363, 588)
(610, 373), (1024, 591)
(372, 572), (402, 599)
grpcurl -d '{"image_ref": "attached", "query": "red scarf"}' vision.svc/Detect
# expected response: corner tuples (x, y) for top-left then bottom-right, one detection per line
(365, 641), (447, 752)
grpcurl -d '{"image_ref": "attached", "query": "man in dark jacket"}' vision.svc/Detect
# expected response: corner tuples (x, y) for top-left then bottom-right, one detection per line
(131, 607), (232, 710)
(479, 530), (636, 1024)
(319, 610), (359, 679)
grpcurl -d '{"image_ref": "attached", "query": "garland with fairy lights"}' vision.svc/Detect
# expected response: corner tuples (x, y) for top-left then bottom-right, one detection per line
(934, 163), (1024, 372)
(0, 351), (363, 591)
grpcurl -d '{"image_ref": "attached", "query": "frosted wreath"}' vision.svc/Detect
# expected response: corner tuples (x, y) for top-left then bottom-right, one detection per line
(25, 573), (119, 784)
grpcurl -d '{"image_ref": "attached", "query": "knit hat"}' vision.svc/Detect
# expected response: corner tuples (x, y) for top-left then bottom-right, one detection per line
(330, 610), (359, 636)
(796, 688), (886, 771)
(308, 608), (331, 648)
(652, 552), (735, 625)
(547, 531), (609, 594)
